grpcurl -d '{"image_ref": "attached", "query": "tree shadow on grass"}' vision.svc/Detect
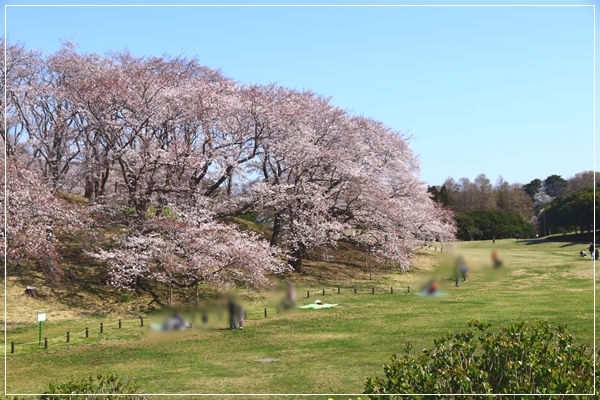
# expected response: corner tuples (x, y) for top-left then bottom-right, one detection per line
(522, 232), (598, 246)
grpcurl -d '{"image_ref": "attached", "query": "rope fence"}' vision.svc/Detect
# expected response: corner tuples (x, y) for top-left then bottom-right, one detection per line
(8, 283), (426, 354)
(304, 284), (414, 298)
(8, 318), (143, 354)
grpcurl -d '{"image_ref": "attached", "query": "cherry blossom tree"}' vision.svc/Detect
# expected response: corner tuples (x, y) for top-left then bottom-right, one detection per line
(3, 40), (457, 286)
(0, 158), (78, 283)
(90, 205), (288, 302)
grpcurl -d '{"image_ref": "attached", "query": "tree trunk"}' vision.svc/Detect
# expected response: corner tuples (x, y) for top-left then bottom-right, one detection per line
(98, 165), (110, 196)
(270, 214), (282, 246)
(289, 256), (302, 272)
(135, 276), (144, 295)
(133, 197), (149, 220)
(24, 286), (37, 298)
(84, 177), (95, 201)
(289, 246), (305, 272)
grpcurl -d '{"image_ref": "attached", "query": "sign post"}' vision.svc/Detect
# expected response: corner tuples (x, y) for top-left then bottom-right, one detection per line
(37, 313), (46, 346)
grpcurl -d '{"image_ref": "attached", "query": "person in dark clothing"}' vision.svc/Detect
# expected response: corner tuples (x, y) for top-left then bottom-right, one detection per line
(201, 311), (209, 329)
(460, 263), (467, 282)
(454, 264), (460, 287)
(492, 235), (495, 244)
(228, 297), (237, 330)
(164, 310), (186, 331)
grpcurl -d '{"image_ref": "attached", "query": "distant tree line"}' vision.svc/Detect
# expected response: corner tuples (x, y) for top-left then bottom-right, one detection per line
(542, 186), (600, 235)
(455, 211), (536, 241)
(430, 171), (599, 240)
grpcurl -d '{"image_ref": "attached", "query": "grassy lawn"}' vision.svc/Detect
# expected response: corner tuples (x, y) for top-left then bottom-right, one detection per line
(2, 237), (596, 398)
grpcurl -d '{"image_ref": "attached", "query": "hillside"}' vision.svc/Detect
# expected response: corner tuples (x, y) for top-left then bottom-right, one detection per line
(4, 208), (440, 329)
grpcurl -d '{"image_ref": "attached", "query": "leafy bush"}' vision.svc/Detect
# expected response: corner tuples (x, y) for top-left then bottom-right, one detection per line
(364, 320), (595, 399)
(40, 373), (146, 399)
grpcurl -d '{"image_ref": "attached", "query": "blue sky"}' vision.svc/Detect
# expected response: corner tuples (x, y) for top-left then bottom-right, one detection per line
(3, 2), (596, 186)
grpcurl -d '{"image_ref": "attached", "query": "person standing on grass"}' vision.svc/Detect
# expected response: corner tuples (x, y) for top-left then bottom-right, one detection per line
(228, 297), (237, 330)
(492, 250), (502, 268)
(460, 263), (468, 282)
(237, 302), (245, 330)
(589, 243), (594, 260)
(201, 310), (209, 329)
(453, 260), (461, 287)
(492, 235), (495, 244)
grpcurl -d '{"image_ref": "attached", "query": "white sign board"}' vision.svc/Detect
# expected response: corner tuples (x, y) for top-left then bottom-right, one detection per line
(37, 313), (46, 322)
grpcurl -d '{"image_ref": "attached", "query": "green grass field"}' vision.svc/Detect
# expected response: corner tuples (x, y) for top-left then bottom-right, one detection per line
(3, 237), (597, 398)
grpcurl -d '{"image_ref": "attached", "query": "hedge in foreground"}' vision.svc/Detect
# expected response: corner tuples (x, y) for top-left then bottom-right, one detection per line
(364, 320), (596, 399)
(39, 373), (146, 400)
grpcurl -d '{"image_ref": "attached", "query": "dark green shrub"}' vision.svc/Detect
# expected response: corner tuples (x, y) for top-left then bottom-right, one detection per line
(364, 320), (596, 399)
(40, 373), (146, 399)
(455, 210), (536, 241)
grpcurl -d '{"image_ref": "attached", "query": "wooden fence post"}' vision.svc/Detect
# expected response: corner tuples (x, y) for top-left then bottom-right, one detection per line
(100, 323), (103, 333)
(85, 327), (89, 338)
(391, 287), (393, 294)
(307, 291), (310, 298)
(66, 332), (70, 343)
(264, 308), (267, 318)
(140, 317), (144, 327)
(407, 286), (410, 293)
(118, 319), (122, 329)
(354, 287), (357, 294)
(322, 288), (325, 296)
(372, 288), (375, 294)
(44, 338), (48, 349)
(337, 286), (340, 294)
(11, 342), (14, 354)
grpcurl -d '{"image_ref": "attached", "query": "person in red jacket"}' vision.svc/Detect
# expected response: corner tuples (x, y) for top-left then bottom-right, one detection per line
(492, 251), (502, 268)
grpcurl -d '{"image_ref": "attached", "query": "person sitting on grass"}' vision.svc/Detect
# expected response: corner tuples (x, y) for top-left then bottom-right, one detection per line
(164, 310), (188, 331)
(424, 279), (439, 295)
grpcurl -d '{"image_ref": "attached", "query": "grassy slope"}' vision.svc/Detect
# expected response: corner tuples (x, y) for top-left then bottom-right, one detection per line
(2, 236), (597, 398)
